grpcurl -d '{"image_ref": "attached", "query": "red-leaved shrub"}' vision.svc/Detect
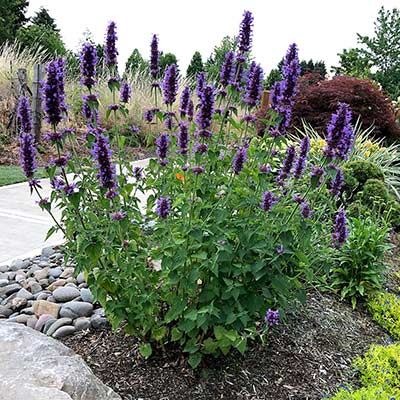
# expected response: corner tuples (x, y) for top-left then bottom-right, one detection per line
(290, 75), (400, 141)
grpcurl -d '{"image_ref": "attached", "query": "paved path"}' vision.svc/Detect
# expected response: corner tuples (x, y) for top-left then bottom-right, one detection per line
(0, 158), (150, 265)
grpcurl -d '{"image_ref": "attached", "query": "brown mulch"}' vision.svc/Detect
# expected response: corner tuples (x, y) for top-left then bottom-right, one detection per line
(62, 291), (388, 400)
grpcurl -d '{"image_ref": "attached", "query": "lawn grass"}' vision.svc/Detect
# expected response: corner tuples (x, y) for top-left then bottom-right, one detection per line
(0, 165), (46, 187)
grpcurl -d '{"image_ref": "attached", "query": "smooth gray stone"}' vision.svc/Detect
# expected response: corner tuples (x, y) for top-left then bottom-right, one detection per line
(53, 287), (80, 303)
(93, 308), (106, 317)
(0, 283), (21, 297)
(16, 288), (34, 300)
(8, 314), (29, 324)
(80, 288), (93, 303)
(41, 247), (56, 257)
(52, 325), (76, 338)
(29, 281), (42, 294)
(48, 267), (62, 278)
(0, 279), (8, 287)
(43, 318), (58, 334)
(10, 259), (30, 271)
(36, 292), (49, 301)
(0, 322), (121, 399)
(76, 272), (85, 284)
(73, 317), (91, 331)
(20, 307), (34, 315)
(0, 265), (8, 273)
(90, 315), (108, 330)
(60, 301), (93, 318)
(34, 314), (55, 332)
(46, 317), (73, 337)
(0, 305), (12, 318)
(26, 315), (38, 329)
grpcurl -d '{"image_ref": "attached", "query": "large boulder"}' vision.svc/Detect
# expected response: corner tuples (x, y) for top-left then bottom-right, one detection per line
(0, 322), (121, 400)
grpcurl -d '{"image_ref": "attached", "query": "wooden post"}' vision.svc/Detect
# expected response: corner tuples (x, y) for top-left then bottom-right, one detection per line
(32, 64), (43, 143)
(17, 68), (28, 97)
(260, 90), (270, 110)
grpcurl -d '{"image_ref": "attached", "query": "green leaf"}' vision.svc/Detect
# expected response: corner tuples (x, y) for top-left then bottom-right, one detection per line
(152, 326), (167, 341)
(214, 325), (226, 340)
(45, 226), (56, 241)
(139, 343), (152, 358)
(171, 327), (182, 341)
(235, 337), (247, 354)
(188, 353), (202, 369)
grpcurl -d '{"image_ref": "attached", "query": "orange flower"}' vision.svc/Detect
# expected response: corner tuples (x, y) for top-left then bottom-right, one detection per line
(175, 173), (185, 182)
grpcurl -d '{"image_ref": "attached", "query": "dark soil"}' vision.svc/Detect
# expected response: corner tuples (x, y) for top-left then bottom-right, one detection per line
(62, 291), (388, 400)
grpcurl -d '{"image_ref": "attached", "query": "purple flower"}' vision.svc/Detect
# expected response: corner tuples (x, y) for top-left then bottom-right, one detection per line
(156, 196), (171, 218)
(17, 96), (32, 134)
(79, 42), (98, 89)
(258, 164), (271, 173)
(177, 122), (189, 154)
(162, 64), (178, 105)
(329, 167), (344, 197)
(63, 182), (78, 195)
(332, 208), (348, 249)
(192, 165), (205, 175)
(133, 167), (144, 180)
(277, 145), (296, 185)
(276, 245), (285, 255)
(270, 44), (300, 136)
(231, 58), (245, 92)
(119, 82), (131, 103)
(82, 102), (100, 128)
(187, 100), (194, 121)
(111, 210), (126, 220)
(19, 133), (37, 179)
(300, 201), (314, 219)
(238, 11), (254, 54)
(196, 71), (206, 98)
(37, 197), (49, 207)
(49, 153), (71, 168)
(243, 61), (264, 107)
(293, 137), (310, 179)
(260, 191), (278, 212)
(50, 176), (65, 190)
(108, 104), (120, 111)
(293, 194), (304, 204)
(179, 86), (191, 117)
(196, 84), (215, 138)
(150, 34), (160, 78)
(144, 108), (155, 123)
(323, 103), (354, 160)
(105, 21), (118, 67)
(265, 309), (279, 326)
(42, 58), (66, 126)
(164, 111), (175, 130)
(242, 114), (256, 123)
(108, 76), (120, 85)
(130, 125), (140, 134)
(220, 50), (235, 87)
(155, 132), (170, 164)
(232, 146), (248, 175)
(193, 141), (208, 155)
(91, 132), (118, 195)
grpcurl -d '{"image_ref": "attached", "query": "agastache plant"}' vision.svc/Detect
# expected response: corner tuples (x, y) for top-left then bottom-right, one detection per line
(20, 11), (363, 367)
(17, 96), (32, 134)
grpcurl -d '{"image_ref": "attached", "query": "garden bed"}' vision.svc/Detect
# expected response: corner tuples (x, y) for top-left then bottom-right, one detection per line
(63, 290), (388, 400)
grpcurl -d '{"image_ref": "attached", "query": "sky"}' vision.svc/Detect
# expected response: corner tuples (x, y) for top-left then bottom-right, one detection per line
(27, 0), (399, 75)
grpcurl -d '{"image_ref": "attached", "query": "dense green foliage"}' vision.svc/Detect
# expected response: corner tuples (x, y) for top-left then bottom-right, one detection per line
(333, 7), (400, 99)
(186, 51), (204, 79)
(125, 48), (148, 75)
(0, 0), (29, 45)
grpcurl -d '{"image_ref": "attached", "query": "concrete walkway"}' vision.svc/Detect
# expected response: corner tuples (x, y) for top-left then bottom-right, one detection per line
(0, 158), (150, 265)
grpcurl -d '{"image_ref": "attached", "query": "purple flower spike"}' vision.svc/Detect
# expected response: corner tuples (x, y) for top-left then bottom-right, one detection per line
(179, 86), (191, 117)
(192, 165), (205, 175)
(133, 167), (144, 180)
(187, 100), (194, 121)
(260, 191), (278, 212)
(17, 96), (32, 134)
(300, 201), (314, 219)
(111, 210), (126, 221)
(232, 146), (248, 175)
(155, 132), (170, 165)
(277, 145), (296, 185)
(91, 132), (118, 195)
(119, 82), (131, 103)
(323, 103), (354, 160)
(293, 137), (310, 179)
(258, 164), (271, 173)
(265, 309), (279, 326)
(196, 71), (206, 98)
(156, 196), (171, 218)
(243, 61), (264, 107)
(193, 141), (208, 155)
(150, 34), (160, 78)
(162, 64), (178, 105)
(329, 167), (344, 197)
(220, 50), (235, 87)
(42, 58), (66, 126)
(332, 208), (348, 249)
(177, 122), (189, 154)
(196, 84), (215, 138)
(238, 11), (254, 54)
(19, 133), (37, 179)
(80, 42), (98, 89)
(105, 21), (118, 67)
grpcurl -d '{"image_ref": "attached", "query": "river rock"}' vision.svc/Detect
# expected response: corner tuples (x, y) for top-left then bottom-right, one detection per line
(53, 287), (80, 302)
(41, 246), (56, 257)
(33, 300), (60, 318)
(35, 314), (55, 332)
(52, 325), (76, 338)
(0, 279), (8, 288)
(16, 288), (34, 300)
(59, 267), (75, 279)
(60, 301), (93, 318)
(73, 317), (90, 331)
(80, 288), (93, 303)
(0, 322), (121, 399)
(48, 267), (63, 278)
(46, 318), (73, 337)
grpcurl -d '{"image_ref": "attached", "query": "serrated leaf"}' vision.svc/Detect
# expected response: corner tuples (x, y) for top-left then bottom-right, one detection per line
(188, 353), (202, 369)
(139, 343), (152, 358)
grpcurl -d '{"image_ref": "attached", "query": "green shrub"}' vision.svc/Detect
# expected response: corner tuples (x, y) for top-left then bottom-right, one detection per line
(368, 292), (400, 340)
(329, 217), (391, 308)
(331, 342), (400, 399)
